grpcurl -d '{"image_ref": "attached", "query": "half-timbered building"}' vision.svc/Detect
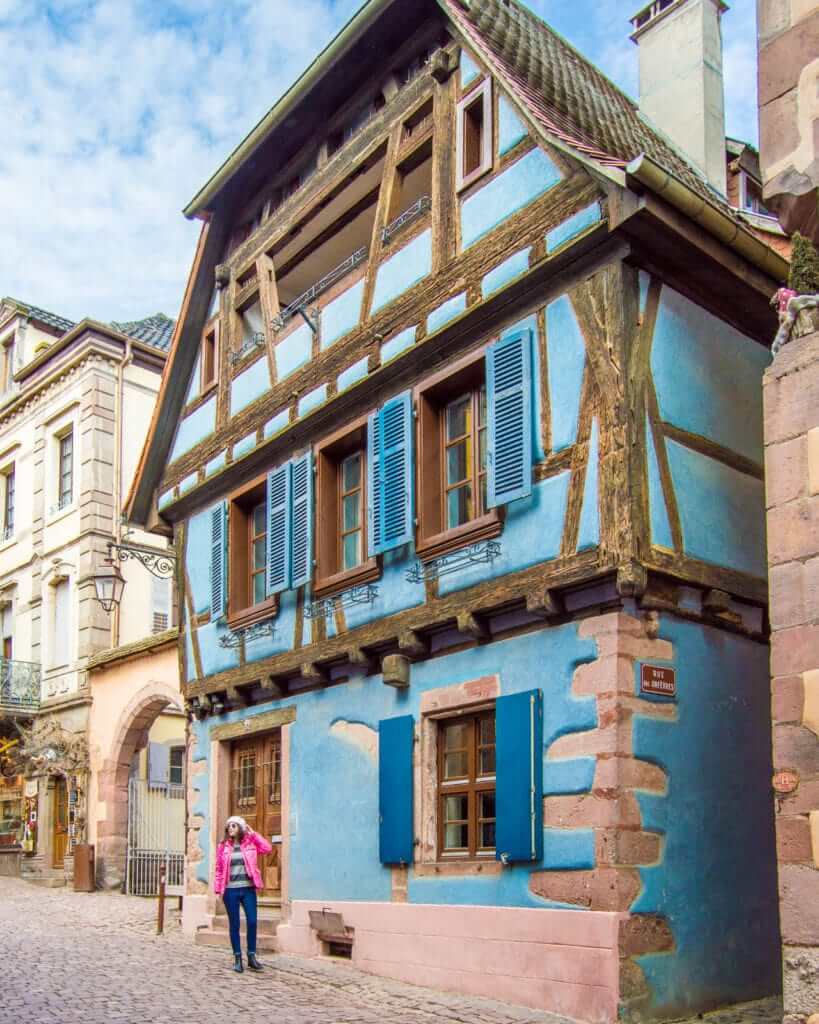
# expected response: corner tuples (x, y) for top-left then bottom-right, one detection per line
(127, 0), (787, 1019)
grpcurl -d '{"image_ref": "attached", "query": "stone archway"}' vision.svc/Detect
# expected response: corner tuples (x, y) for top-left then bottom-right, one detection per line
(94, 681), (183, 890)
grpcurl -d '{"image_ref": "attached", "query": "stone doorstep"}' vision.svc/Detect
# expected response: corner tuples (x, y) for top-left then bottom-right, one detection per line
(194, 928), (279, 952)
(209, 913), (280, 936)
(25, 877), (67, 888)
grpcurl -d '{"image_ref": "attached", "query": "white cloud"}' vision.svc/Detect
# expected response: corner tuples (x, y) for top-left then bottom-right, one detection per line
(0, 0), (760, 324)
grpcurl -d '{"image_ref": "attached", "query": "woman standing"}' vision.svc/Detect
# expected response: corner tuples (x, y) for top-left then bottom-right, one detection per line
(213, 815), (273, 973)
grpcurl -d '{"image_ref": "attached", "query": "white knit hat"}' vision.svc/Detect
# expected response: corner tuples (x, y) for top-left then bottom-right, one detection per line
(226, 815), (248, 831)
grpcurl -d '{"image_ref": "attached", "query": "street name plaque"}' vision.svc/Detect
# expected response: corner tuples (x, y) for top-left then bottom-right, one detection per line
(640, 664), (676, 698)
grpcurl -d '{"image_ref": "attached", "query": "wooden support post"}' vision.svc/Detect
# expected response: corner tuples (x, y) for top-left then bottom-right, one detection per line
(616, 561), (648, 599)
(456, 611), (488, 640)
(157, 862), (166, 936)
(703, 588), (731, 614)
(226, 685), (250, 707)
(398, 629), (428, 659)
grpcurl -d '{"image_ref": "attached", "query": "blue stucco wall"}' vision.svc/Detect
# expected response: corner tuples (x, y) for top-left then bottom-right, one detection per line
(170, 396), (216, 463)
(666, 440), (767, 577)
(192, 622), (599, 904)
(460, 148), (563, 250)
(275, 322), (312, 381)
(546, 294), (585, 452)
(321, 278), (365, 350)
(498, 95), (528, 155)
(632, 616), (780, 1017)
(371, 230), (432, 314)
(577, 418), (599, 550)
(646, 423), (674, 550)
(230, 356), (271, 417)
(650, 287), (770, 464)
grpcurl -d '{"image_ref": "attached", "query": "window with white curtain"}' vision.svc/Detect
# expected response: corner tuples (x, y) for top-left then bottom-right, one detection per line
(50, 579), (71, 668)
(151, 575), (171, 635)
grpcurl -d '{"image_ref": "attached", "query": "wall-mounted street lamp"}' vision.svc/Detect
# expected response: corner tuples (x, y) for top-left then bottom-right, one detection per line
(93, 558), (126, 613)
(92, 539), (175, 614)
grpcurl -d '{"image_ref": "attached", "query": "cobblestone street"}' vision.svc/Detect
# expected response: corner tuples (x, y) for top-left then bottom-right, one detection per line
(1, 877), (783, 1024)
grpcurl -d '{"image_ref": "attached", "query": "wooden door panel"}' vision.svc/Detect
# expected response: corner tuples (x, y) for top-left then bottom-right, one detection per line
(230, 731), (281, 898)
(52, 778), (68, 868)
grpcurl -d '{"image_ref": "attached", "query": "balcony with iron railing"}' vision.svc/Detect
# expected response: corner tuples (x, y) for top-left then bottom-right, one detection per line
(0, 658), (41, 714)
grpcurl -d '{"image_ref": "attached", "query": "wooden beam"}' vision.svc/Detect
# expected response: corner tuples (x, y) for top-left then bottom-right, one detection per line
(398, 629), (429, 659)
(259, 676), (288, 698)
(616, 561), (648, 599)
(661, 423), (763, 480)
(525, 588), (562, 618)
(456, 611), (488, 640)
(348, 647), (377, 675)
(300, 662), (328, 686)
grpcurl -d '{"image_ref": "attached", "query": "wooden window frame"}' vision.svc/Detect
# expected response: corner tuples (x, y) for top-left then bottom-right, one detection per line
(227, 472), (278, 630)
(455, 77), (493, 192)
(57, 429), (74, 510)
(415, 348), (501, 561)
(314, 415), (379, 599)
(169, 746), (185, 787)
(436, 708), (496, 860)
(200, 318), (219, 393)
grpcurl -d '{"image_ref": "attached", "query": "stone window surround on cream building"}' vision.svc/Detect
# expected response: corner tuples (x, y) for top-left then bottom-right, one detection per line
(0, 447), (17, 545)
(41, 560), (77, 689)
(44, 403), (79, 519)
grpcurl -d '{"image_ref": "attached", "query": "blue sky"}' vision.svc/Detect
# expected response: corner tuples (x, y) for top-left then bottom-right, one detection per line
(0, 0), (758, 324)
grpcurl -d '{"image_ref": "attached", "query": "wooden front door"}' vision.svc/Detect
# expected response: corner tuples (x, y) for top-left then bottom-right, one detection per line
(52, 777), (68, 868)
(230, 731), (282, 897)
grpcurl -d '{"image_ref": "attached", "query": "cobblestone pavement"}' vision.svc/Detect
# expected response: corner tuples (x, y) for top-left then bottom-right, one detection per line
(1, 877), (783, 1024)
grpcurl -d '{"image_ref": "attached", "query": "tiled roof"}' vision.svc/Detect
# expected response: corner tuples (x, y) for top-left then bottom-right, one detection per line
(111, 313), (175, 351)
(2, 298), (75, 335)
(443, 0), (736, 215)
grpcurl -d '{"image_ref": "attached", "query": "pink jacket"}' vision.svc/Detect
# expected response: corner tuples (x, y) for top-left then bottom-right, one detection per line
(213, 830), (273, 895)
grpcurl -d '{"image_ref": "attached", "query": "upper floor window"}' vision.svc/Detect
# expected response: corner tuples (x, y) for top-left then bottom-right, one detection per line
(438, 709), (496, 858)
(50, 578), (71, 669)
(740, 172), (772, 217)
(1, 604), (12, 661)
(2, 465), (14, 540)
(1, 337), (14, 392)
(314, 418), (378, 598)
(58, 430), (73, 509)
(226, 476), (277, 628)
(443, 387), (487, 531)
(456, 78), (493, 192)
(200, 321), (218, 392)
(151, 576), (171, 635)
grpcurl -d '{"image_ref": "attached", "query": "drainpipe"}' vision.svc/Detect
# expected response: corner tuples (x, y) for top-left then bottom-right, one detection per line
(111, 338), (132, 649)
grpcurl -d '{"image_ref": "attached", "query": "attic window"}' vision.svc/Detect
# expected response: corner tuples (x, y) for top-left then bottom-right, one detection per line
(456, 79), (492, 192)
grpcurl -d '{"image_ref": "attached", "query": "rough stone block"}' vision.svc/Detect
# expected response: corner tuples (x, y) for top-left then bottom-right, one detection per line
(781, 778), (819, 816)
(592, 755), (667, 794)
(771, 562), (807, 630)
(783, 945), (819, 1017)
(766, 434), (808, 509)
(780, 864), (819, 944)
(809, 428), (819, 497)
(777, 815), (814, 863)
(572, 655), (634, 696)
(618, 914), (674, 956)
(757, 0), (790, 46)
(529, 865), (641, 911)
(758, 14), (819, 107)
(772, 625), (819, 677)
(768, 500), (819, 566)
(774, 723), (819, 775)
(811, 811), (819, 869)
(596, 829), (662, 867)
(773, 675), (806, 726)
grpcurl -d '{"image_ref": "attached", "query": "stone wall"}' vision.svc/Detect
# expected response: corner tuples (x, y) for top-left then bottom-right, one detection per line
(764, 328), (819, 1023)
(757, 0), (819, 242)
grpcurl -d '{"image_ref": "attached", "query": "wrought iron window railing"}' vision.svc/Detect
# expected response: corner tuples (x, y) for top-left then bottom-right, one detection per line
(229, 331), (266, 366)
(0, 658), (41, 713)
(272, 247), (368, 332)
(381, 195), (432, 246)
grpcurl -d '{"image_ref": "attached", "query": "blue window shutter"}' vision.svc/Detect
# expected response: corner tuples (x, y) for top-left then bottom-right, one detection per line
(266, 463), (291, 595)
(378, 715), (414, 864)
(290, 451), (313, 589)
(376, 391), (415, 552)
(367, 410), (382, 557)
(495, 689), (543, 863)
(209, 501), (228, 620)
(486, 329), (533, 506)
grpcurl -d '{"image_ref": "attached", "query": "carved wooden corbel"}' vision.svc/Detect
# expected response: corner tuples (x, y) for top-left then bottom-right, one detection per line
(398, 629), (428, 659)
(456, 611), (488, 640)
(525, 588), (561, 618)
(616, 561), (648, 599)
(382, 654), (411, 689)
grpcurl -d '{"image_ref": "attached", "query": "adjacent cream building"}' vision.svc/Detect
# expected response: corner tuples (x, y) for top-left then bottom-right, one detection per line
(0, 297), (184, 888)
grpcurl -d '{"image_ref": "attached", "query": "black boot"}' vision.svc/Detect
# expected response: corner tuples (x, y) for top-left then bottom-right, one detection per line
(233, 954), (244, 973)
(247, 953), (263, 971)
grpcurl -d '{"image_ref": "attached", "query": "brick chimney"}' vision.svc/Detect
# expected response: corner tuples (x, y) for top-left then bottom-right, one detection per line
(630, 0), (728, 195)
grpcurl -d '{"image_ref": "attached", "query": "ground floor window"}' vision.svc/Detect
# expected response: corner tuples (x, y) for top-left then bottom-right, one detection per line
(437, 709), (496, 859)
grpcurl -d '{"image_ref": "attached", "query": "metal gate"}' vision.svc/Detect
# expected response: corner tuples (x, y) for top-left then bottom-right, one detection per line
(125, 777), (185, 896)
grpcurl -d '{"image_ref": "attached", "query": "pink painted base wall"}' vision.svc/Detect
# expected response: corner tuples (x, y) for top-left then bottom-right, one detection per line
(276, 900), (621, 1023)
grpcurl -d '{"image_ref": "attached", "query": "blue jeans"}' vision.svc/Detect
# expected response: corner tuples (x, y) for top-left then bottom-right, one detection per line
(223, 886), (258, 956)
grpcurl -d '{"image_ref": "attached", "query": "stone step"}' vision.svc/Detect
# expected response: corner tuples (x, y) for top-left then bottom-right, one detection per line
(26, 877), (67, 888)
(195, 928), (278, 952)
(210, 914), (280, 936)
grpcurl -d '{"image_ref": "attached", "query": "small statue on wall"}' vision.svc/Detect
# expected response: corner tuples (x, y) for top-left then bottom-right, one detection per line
(772, 233), (819, 356)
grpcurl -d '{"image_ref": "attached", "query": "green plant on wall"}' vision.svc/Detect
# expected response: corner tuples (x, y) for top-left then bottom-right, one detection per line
(789, 232), (819, 294)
